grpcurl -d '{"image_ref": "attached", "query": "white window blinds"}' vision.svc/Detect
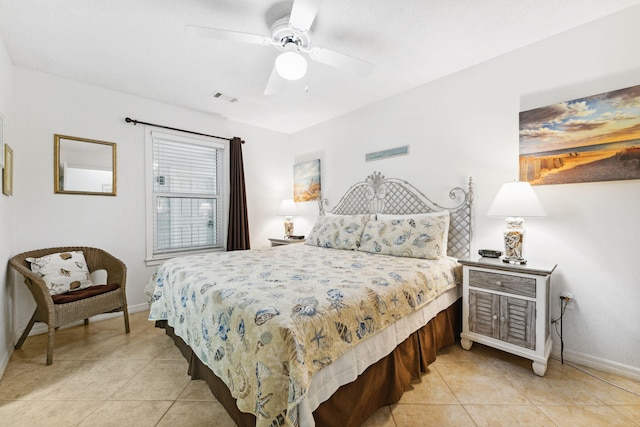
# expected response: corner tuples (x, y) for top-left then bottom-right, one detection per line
(151, 132), (225, 254)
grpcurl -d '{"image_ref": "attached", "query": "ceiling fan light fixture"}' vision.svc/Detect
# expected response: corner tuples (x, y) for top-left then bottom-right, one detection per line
(275, 51), (307, 80)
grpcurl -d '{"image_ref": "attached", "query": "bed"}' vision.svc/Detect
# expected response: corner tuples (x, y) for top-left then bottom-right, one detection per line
(147, 172), (473, 427)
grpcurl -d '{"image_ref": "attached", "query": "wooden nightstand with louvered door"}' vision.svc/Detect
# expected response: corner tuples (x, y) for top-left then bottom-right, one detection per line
(459, 257), (556, 376)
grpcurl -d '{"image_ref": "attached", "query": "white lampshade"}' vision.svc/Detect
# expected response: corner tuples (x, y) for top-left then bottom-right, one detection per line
(487, 181), (546, 218)
(275, 51), (307, 80)
(278, 199), (298, 217)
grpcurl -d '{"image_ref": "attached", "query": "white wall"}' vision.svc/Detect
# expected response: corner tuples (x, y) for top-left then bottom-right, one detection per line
(0, 32), (15, 374)
(0, 67), (289, 374)
(291, 6), (640, 378)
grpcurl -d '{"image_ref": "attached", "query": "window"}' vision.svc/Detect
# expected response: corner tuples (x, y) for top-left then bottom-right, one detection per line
(146, 131), (227, 262)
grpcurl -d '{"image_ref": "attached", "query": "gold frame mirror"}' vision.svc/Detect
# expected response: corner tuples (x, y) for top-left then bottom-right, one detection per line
(54, 134), (117, 196)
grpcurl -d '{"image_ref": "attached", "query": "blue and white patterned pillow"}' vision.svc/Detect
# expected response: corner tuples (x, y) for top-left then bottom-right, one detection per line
(305, 214), (371, 250)
(359, 211), (450, 259)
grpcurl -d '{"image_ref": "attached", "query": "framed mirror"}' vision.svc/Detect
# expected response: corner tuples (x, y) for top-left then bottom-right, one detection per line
(54, 134), (117, 196)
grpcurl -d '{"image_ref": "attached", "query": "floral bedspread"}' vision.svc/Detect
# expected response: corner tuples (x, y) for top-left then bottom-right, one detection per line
(147, 244), (461, 427)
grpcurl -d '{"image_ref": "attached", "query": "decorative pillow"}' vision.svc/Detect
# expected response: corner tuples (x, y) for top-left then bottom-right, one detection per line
(27, 251), (94, 295)
(305, 214), (371, 250)
(360, 211), (450, 259)
(89, 269), (108, 285)
(377, 211), (450, 256)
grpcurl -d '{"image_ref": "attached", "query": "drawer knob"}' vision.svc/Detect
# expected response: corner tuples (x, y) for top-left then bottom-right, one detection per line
(496, 280), (502, 286)
(492, 315), (498, 320)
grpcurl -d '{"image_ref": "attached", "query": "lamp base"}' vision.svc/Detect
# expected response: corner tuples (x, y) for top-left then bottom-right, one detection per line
(284, 218), (294, 238)
(502, 216), (526, 263)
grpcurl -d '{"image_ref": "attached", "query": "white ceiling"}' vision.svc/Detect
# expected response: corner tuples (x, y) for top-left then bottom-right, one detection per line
(1, 0), (639, 134)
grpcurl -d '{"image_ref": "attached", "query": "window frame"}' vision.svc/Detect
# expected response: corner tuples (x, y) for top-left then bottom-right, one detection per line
(145, 128), (229, 265)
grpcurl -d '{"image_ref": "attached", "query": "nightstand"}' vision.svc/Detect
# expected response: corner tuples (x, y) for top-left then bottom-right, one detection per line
(459, 257), (556, 376)
(268, 237), (306, 247)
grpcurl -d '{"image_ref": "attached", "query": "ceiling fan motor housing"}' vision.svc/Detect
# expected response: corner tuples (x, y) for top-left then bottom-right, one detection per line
(271, 16), (310, 51)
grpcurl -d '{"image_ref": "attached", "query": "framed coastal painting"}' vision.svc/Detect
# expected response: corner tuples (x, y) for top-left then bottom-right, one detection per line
(519, 84), (640, 185)
(293, 159), (321, 202)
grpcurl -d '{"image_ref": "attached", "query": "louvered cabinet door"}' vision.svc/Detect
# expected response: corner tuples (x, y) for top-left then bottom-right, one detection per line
(499, 296), (536, 349)
(468, 289), (499, 339)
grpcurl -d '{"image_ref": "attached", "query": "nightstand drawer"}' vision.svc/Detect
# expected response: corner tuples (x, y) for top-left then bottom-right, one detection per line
(469, 269), (536, 298)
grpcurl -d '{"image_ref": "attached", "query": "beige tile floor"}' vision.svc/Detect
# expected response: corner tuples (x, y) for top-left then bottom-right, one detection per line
(1, 311), (639, 426)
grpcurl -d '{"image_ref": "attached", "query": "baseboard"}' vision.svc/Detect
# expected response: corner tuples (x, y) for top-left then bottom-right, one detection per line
(13, 302), (151, 341)
(551, 347), (640, 382)
(0, 341), (11, 381)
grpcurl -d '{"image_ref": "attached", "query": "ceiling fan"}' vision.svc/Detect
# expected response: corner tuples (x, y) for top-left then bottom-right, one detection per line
(186, 0), (375, 95)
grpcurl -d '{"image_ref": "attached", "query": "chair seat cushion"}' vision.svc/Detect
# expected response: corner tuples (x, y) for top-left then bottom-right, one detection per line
(52, 283), (120, 304)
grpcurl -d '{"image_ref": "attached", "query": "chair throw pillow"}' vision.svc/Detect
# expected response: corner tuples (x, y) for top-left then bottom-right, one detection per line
(27, 251), (94, 295)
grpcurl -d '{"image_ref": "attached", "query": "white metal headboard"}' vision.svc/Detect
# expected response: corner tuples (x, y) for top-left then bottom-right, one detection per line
(320, 172), (474, 259)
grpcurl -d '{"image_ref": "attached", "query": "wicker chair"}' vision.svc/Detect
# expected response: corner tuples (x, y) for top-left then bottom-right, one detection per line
(9, 246), (130, 365)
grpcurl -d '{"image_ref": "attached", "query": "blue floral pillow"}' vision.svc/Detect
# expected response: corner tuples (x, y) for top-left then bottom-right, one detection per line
(359, 211), (450, 259)
(305, 214), (371, 250)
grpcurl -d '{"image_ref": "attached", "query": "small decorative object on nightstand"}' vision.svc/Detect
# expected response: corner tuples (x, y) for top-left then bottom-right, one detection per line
(459, 257), (556, 376)
(278, 199), (297, 238)
(268, 237), (306, 247)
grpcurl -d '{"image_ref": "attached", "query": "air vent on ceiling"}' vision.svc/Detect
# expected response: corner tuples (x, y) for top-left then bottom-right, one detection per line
(211, 91), (238, 103)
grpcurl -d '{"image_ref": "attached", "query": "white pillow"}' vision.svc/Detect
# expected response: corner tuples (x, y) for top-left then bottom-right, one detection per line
(27, 251), (94, 295)
(360, 211), (450, 259)
(305, 214), (371, 250)
(89, 269), (108, 285)
(377, 211), (450, 256)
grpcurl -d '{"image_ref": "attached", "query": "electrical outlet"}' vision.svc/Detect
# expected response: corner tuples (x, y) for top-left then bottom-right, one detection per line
(560, 291), (576, 309)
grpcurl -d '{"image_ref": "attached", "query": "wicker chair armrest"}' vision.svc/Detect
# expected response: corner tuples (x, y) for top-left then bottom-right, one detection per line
(82, 247), (127, 290)
(9, 255), (55, 310)
(9, 256), (44, 283)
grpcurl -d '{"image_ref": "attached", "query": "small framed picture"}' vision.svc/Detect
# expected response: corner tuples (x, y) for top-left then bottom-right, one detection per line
(0, 112), (4, 168)
(3, 143), (13, 196)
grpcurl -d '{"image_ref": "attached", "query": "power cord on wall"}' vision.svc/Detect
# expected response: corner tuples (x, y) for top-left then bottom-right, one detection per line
(550, 296), (569, 364)
(550, 296), (640, 397)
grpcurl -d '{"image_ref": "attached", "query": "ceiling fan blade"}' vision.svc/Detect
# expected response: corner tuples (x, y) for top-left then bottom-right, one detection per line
(289, 0), (322, 32)
(185, 25), (272, 46)
(308, 47), (375, 77)
(264, 66), (285, 95)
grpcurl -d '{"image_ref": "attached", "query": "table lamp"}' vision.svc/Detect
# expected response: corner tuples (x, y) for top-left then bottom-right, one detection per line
(278, 199), (298, 238)
(487, 181), (546, 264)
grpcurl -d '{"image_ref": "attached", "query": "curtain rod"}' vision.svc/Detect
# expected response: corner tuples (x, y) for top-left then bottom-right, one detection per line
(125, 117), (242, 143)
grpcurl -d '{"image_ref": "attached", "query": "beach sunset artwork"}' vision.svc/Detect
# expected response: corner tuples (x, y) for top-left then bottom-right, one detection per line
(519, 84), (640, 185)
(293, 159), (321, 202)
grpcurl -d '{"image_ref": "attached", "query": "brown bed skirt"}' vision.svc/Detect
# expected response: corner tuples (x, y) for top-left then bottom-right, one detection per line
(157, 298), (461, 427)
